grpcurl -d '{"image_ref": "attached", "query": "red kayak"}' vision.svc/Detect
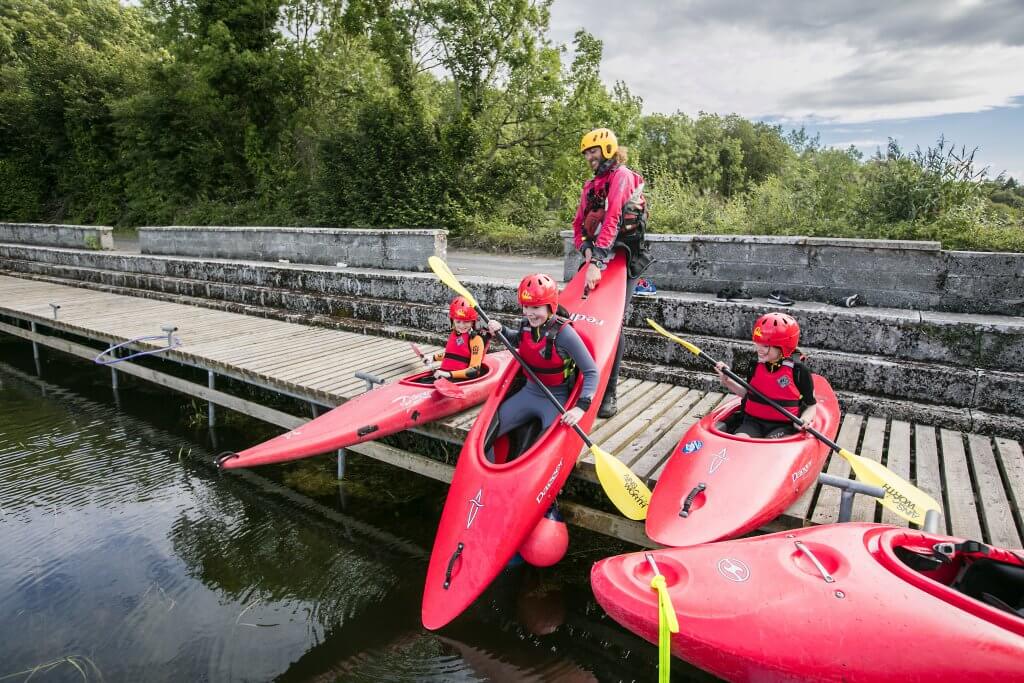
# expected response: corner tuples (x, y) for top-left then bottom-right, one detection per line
(421, 256), (627, 630)
(592, 523), (1024, 682)
(645, 375), (839, 546)
(218, 352), (513, 469)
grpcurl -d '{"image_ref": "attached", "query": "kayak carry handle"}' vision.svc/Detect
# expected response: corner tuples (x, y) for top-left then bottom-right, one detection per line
(443, 542), (464, 590)
(794, 541), (835, 583)
(679, 482), (706, 518)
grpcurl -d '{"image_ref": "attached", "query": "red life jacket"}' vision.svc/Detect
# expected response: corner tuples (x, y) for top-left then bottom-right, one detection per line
(439, 330), (479, 372)
(517, 317), (575, 387)
(744, 359), (802, 421)
(582, 165), (647, 242)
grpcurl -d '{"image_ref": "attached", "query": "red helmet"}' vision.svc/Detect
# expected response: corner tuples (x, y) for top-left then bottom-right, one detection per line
(518, 273), (559, 313)
(752, 312), (800, 357)
(448, 296), (477, 321)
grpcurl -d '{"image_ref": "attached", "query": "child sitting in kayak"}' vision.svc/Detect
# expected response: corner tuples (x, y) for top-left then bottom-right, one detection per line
(715, 312), (817, 439)
(425, 296), (490, 381)
(484, 273), (599, 458)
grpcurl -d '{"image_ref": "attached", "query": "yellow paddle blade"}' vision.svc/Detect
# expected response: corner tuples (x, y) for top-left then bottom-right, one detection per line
(428, 256), (478, 309)
(838, 448), (941, 526)
(646, 318), (701, 355)
(591, 443), (651, 520)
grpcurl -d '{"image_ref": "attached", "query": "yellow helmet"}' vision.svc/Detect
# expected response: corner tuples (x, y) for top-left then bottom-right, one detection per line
(580, 128), (618, 159)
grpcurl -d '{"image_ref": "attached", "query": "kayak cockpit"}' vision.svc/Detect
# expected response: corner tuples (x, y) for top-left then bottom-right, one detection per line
(400, 354), (497, 387)
(479, 363), (585, 467)
(872, 527), (1024, 633)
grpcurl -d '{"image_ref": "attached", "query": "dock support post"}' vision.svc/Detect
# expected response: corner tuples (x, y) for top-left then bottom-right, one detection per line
(337, 448), (346, 479)
(111, 348), (119, 390)
(30, 321), (39, 361)
(207, 370), (216, 428)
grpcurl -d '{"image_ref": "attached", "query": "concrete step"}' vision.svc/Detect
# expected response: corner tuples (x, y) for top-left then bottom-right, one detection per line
(5, 244), (1023, 374)
(5, 264), (1024, 427)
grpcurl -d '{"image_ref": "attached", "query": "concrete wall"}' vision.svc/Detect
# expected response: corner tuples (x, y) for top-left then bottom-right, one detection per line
(0, 222), (113, 250)
(139, 226), (446, 271)
(562, 232), (1024, 315)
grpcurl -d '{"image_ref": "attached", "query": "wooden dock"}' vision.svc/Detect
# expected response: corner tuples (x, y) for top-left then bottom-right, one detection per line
(1, 274), (1021, 548)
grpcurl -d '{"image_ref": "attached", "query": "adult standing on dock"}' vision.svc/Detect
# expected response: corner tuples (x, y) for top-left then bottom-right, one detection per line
(572, 128), (652, 417)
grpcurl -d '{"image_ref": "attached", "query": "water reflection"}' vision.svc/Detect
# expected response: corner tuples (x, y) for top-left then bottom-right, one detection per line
(0, 345), (712, 682)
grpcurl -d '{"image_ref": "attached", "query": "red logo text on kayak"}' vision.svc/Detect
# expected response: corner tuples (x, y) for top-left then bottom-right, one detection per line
(717, 558), (750, 582)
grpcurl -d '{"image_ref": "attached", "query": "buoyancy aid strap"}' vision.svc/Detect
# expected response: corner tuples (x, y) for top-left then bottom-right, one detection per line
(746, 392), (801, 408)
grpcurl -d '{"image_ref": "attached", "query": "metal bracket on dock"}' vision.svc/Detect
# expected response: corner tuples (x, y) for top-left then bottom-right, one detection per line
(354, 371), (386, 392)
(817, 473), (885, 524)
(94, 324), (182, 366)
(817, 473), (942, 532)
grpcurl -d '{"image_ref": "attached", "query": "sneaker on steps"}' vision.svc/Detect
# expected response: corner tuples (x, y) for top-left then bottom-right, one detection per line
(633, 279), (657, 296)
(768, 291), (794, 306)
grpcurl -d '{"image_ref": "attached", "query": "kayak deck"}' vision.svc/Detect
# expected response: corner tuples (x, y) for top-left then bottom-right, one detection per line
(1, 275), (1022, 548)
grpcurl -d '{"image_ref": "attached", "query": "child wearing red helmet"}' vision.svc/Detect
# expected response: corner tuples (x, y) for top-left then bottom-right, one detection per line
(484, 273), (599, 454)
(715, 312), (817, 439)
(425, 296), (490, 381)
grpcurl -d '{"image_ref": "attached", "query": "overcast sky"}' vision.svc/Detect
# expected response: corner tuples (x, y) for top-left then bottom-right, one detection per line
(548, 0), (1024, 180)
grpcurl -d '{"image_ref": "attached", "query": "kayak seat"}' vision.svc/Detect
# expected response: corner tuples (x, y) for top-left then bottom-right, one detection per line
(955, 558), (1024, 618)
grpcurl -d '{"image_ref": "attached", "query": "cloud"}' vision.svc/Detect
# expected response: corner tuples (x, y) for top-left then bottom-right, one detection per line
(549, 0), (1024, 123)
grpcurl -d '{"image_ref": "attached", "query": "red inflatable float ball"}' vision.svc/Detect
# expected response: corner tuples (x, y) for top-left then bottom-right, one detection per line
(519, 504), (569, 567)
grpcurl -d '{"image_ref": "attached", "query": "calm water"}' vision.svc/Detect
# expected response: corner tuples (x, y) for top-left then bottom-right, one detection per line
(0, 334), (714, 682)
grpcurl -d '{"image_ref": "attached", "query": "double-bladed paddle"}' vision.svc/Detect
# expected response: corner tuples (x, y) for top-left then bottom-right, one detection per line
(428, 256), (651, 520)
(646, 318), (941, 526)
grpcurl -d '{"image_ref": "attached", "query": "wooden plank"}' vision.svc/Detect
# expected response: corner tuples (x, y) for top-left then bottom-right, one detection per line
(993, 438), (1024, 543)
(0, 319), (306, 430)
(606, 385), (690, 459)
(940, 429), (984, 541)
(880, 420), (912, 527)
(967, 434), (1021, 547)
(589, 381), (671, 444)
(229, 333), (374, 372)
(618, 387), (700, 467)
(248, 337), (391, 378)
(580, 382), (675, 466)
(810, 413), (863, 525)
(306, 358), (416, 397)
(914, 426), (945, 533)
(309, 352), (418, 392)
(645, 391), (725, 482)
(850, 416), (887, 523)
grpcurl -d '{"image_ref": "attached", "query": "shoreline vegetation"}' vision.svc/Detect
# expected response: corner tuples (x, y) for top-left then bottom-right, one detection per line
(2, 0), (1023, 256)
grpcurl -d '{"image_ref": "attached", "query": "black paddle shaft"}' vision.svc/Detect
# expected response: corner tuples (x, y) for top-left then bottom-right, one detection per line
(696, 348), (841, 453)
(472, 305), (595, 448)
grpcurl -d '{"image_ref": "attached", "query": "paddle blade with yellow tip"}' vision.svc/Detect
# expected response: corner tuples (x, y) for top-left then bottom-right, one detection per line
(646, 318), (700, 355)
(428, 256), (478, 309)
(839, 448), (940, 526)
(591, 443), (651, 520)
